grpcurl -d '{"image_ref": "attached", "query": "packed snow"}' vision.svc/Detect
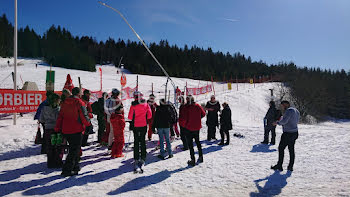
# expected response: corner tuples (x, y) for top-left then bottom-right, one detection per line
(0, 57), (349, 197)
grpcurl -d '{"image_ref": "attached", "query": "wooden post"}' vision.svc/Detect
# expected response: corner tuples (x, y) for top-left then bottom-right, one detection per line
(211, 76), (215, 96)
(78, 77), (82, 89)
(236, 75), (238, 91)
(151, 83), (154, 94)
(136, 75), (139, 91)
(254, 75), (255, 88)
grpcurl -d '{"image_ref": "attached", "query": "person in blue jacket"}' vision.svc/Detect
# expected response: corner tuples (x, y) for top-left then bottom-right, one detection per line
(34, 91), (53, 153)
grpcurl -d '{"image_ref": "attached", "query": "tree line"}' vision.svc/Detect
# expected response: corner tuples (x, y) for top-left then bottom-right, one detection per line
(0, 14), (349, 120)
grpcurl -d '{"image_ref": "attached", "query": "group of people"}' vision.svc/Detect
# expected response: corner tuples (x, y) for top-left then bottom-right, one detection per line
(35, 78), (300, 176)
(35, 87), (92, 176)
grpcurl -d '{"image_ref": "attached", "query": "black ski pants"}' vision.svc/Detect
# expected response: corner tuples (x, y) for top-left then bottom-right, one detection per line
(186, 130), (203, 161)
(277, 132), (298, 168)
(62, 132), (82, 173)
(220, 128), (230, 144)
(180, 126), (188, 149)
(264, 126), (276, 143)
(133, 127), (147, 161)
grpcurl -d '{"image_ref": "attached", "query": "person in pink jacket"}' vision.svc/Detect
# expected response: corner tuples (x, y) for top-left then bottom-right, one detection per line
(128, 91), (152, 172)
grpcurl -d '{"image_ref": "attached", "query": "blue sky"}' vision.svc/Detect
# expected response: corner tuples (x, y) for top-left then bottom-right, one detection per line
(1, 0), (350, 71)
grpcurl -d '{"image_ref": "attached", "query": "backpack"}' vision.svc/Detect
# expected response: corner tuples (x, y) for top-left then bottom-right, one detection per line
(91, 101), (99, 115)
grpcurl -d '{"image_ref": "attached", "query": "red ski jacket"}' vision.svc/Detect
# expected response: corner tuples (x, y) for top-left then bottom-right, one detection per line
(128, 99), (152, 128)
(185, 103), (206, 131)
(179, 104), (189, 128)
(55, 96), (91, 134)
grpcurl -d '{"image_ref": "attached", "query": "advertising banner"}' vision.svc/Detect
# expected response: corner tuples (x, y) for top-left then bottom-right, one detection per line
(186, 85), (212, 96)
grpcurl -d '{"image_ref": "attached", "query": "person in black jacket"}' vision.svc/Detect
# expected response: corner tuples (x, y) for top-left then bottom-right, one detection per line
(205, 95), (221, 141)
(262, 101), (279, 145)
(92, 92), (108, 143)
(219, 102), (232, 145)
(153, 99), (173, 160)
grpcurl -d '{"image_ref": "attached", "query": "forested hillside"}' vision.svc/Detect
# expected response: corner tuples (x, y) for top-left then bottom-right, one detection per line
(1, 14), (349, 120)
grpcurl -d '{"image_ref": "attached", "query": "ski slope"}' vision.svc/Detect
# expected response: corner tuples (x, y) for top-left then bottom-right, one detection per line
(0, 57), (350, 197)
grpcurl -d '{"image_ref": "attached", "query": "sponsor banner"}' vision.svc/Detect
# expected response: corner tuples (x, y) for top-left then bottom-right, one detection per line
(90, 91), (103, 103)
(186, 85), (212, 96)
(1, 86), (137, 113)
(121, 87), (137, 100)
(0, 90), (51, 113)
(89, 86), (136, 104)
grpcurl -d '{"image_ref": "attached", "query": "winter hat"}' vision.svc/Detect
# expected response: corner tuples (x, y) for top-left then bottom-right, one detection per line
(112, 88), (120, 96)
(133, 91), (143, 99)
(72, 87), (81, 96)
(62, 89), (72, 96)
(83, 89), (91, 95)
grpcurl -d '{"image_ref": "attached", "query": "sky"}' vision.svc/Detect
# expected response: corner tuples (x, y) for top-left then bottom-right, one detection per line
(1, 0), (350, 71)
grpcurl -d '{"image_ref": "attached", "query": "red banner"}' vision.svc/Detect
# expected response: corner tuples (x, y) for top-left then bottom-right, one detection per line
(121, 86), (137, 100)
(186, 85), (213, 96)
(90, 86), (136, 103)
(0, 90), (50, 113)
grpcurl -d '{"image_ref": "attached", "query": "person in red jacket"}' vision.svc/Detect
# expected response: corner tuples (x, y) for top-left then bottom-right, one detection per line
(178, 96), (189, 150)
(110, 105), (126, 158)
(128, 91), (152, 171)
(55, 87), (91, 177)
(147, 94), (158, 141)
(63, 74), (74, 92)
(185, 95), (206, 166)
(81, 89), (94, 146)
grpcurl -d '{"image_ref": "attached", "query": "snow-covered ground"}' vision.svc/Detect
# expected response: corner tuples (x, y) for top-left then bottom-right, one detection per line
(0, 57), (350, 197)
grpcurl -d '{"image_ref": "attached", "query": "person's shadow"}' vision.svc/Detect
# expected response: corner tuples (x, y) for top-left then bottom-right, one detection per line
(107, 166), (189, 195)
(250, 171), (292, 197)
(0, 145), (41, 162)
(250, 144), (277, 153)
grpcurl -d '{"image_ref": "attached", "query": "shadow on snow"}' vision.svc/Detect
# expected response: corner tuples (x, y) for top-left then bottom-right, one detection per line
(250, 171), (292, 197)
(250, 144), (277, 153)
(1, 142), (223, 196)
(108, 144), (223, 195)
(0, 145), (41, 162)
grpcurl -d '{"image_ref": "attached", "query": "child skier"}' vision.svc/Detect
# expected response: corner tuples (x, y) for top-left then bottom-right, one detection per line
(110, 105), (126, 158)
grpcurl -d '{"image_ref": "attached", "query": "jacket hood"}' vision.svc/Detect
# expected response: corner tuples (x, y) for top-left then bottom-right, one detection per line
(64, 97), (79, 105)
(131, 99), (146, 106)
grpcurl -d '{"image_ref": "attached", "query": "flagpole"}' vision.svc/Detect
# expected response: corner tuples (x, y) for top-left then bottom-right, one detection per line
(13, 0), (18, 125)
